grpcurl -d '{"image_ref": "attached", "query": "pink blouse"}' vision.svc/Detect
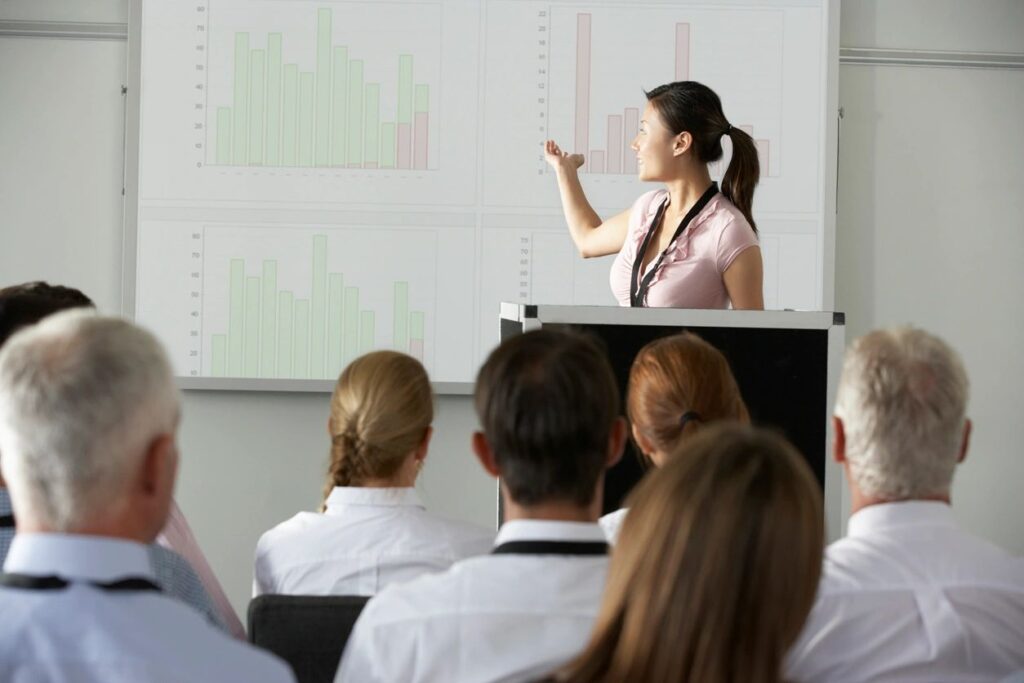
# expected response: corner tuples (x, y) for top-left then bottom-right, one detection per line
(609, 189), (758, 308)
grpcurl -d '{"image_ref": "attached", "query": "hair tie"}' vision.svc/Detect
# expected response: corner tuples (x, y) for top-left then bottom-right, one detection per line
(679, 411), (702, 430)
(721, 125), (733, 137)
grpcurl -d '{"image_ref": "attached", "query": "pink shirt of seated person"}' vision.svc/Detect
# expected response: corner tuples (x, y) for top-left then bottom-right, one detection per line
(609, 189), (759, 309)
(158, 501), (246, 639)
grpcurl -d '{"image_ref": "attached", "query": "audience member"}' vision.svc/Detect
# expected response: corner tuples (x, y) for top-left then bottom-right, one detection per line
(254, 350), (493, 596)
(786, 327), (1024, 680)
(0, 281), (243, 637)
(601, 331), (748, 541)
(549, 424), (823, 683)
(0, 312), (293, 681)
(336, 329), (626, 683)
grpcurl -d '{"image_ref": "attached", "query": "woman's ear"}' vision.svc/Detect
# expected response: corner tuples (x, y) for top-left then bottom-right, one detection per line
(673, 131), (693, 157)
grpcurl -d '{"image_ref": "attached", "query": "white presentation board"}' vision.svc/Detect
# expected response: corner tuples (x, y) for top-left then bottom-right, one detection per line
(127, 0), (837, 389)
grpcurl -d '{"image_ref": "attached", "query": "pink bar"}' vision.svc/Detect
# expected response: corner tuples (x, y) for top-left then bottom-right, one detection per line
(397, 122), (411, 169)
(623, 107), (639, 174)
(575, 13), (591, 168)
(409, 338), (424, 362)
(606, 115), (622, 174)
(363, 161), (379, 169)
(756, 139), (769, 176)
(413, 112), (428, 170)
(675, 23), (690, 81)
(590, 150), (605, 174)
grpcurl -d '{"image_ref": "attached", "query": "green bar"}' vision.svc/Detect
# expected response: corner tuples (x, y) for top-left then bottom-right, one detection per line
(359, 311), (375, 353)
(397, 55), (413, 124)
(327, 273), (344, 377)
(393, 282), (409, 349)
(227, 259), (245, 376)
(277, 291), (293, 378)
(364, 84), (380, 166)
(232, 33), (250, 164)
(298, 72), (314, 166)
(410, 311), (425, 339)
(294, 299), (310, 379)
(261, 260), (277, 376)
(310, 235), (327, 377)
(248, 49), (266, 165)
(281, 65), (298, 166)
(265, 34), (282, 165)
(315, 8), (332, 166)
(343, 287), (359, 363)
(414, 84), (429, 113)
(380, 122), (395, 168)
(211, 335), (227, 377)
(330, 47), (348, 166)
(347, 61), (364, 166)
(244, 276), (261, 377)
(216, 108), (231, 164)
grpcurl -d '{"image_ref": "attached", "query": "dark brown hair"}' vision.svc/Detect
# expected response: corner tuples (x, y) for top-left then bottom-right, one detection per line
(628, 332), (749, 458)
(553, 424), (823, 683)
(474, 329), (620, 507)
(0, 281), (94, 349)
(645, 81), (760, 234)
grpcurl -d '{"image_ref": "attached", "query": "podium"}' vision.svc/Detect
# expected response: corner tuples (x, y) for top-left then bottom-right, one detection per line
(499, 303), (847, 541)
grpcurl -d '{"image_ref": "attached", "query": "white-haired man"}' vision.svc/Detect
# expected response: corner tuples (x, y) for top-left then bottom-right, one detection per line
(0, 312), (294, 682)
(787, 327), (1024, 681)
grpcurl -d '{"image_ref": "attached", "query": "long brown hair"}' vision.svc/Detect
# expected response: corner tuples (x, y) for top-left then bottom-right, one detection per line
(645, 81), (760, 234)
(321, 351), (432, 507)
(554, 424), (824, 683)
(627, 332), (748, 459)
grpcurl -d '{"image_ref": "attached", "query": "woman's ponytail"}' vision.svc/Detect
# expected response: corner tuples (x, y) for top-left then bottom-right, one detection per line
(721, 126), (759, 234)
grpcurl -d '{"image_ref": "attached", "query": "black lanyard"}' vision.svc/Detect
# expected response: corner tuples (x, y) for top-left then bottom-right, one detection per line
(492, 540), (608, 556)
(630, 183), (719, 307)
(0, 514), (13, 529)
(0, 572), (162, 592)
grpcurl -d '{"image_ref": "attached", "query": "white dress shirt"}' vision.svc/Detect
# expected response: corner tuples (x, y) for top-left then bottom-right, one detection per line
(0, 533), (295, 683)
(335, 519), (610, 683)
(598, 507), (628, 543)
(254, 487), (494, 596)
(786, 501), (1024, 683)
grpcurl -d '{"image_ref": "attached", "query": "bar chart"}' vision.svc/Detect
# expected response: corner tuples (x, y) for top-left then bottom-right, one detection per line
(206, 4), (439, 171)
(201, 226), (436, 380)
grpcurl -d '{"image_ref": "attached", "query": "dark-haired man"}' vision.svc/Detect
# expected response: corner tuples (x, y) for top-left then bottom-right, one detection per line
(337, 329), (626, 683)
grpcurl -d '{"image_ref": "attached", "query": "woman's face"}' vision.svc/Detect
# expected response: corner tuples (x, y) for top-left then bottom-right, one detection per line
(631, 102), (682, 182)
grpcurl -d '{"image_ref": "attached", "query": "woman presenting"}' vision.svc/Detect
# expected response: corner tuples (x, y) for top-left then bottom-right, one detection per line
(545, 81), (763, 309)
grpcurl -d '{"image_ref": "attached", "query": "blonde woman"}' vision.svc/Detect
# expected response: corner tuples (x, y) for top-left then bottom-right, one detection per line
(254, 351), (493, 596)
(601, 331), (748, 541)
(549, 424), (823, 683)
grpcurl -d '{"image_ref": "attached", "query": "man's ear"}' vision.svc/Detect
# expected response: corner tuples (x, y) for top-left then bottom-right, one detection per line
(606, 417), (627, 469)
(138, 433), (177, 499)
(832, 415), (846, 464)
(673, 131), (693, 157)
(471, 431), (500, 478)
(957, 419), (972, 464)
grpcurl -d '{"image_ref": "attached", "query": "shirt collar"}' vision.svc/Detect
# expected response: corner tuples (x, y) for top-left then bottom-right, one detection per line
(3, 533), (155, 581)
(0, 488), (10, 516)
(846, 500), (958, 538)
(324, 486), (424, 513)
(495, 519), (606, 547)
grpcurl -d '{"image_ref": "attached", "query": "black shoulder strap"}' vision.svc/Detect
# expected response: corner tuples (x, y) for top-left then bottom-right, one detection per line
(0, 514), (14, 529)
(0, 572), (161, 593)
(630, 182), (719, 307)
(492, 540), (608, 556)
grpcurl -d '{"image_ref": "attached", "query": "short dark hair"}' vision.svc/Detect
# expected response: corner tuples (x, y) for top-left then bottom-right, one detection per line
(474, 329), (621, 507)
(0, 282), (94, 349)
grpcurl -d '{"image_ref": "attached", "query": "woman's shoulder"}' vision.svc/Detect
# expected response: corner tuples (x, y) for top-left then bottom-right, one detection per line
(255, 511), (323, 555)
(705, 192), (755, 236)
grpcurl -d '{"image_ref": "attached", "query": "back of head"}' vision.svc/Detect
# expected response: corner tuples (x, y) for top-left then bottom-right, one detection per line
(558, 424), (823, 683)
(835, 327), (969, 500)
(644, 80), (760, 233)
(323, 351), (432, 498)
(474, 329), (620, 507)
(0, 311), (178, 531)
(628, 332), (748, 457)
(0, 281), (95, 349)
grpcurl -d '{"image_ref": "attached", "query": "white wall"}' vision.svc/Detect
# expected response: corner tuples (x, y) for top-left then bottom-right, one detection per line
(2, 0), (1023, 620)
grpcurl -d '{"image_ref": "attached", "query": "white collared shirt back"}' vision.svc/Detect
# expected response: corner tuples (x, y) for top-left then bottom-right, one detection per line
(254, 487), (494, 596)
(335, 519), (609, 683)
(786, 501), (1024, 683)
(0, 534), (294, 683)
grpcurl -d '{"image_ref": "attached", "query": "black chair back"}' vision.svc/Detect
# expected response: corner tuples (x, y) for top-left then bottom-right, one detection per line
(248, 594), (370, 683)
